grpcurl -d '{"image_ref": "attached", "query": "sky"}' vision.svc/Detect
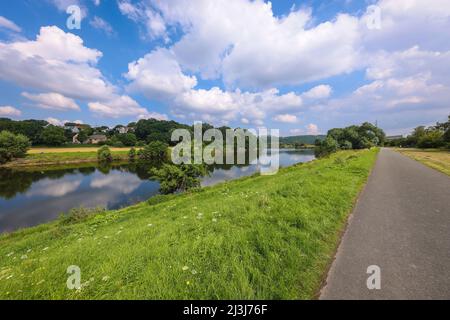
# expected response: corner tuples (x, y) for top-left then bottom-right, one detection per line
(0, 0), (449, 136)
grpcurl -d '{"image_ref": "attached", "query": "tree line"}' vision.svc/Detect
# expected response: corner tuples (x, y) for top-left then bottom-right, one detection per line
(315, 122), (386, 158)
(384, 115), (450, 149)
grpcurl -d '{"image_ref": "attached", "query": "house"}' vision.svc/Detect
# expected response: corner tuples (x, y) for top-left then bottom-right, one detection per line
(86, 134), (107, 144)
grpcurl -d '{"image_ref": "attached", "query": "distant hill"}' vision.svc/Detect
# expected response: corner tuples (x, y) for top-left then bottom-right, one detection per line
(280, 135), (326, 146)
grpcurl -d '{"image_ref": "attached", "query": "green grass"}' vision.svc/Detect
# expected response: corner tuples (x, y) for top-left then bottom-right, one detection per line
(0, 149), (379, 299)
(1, 150), (130, 168)
(26, 151), (129, 162)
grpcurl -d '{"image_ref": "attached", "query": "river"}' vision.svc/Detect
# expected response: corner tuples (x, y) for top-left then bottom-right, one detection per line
(0, 149), (315, 233)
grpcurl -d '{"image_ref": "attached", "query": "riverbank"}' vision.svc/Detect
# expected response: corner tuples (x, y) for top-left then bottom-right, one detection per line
(395, 148), (450, 176)
(0, 147), (135, 169)
(0, 149), (379, 299)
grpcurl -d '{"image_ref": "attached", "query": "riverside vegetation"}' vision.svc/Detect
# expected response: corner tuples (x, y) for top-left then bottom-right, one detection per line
(0, 148), (379, 299)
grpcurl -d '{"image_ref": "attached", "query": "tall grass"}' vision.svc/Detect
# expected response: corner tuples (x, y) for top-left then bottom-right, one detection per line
(0, 149), (379, 299)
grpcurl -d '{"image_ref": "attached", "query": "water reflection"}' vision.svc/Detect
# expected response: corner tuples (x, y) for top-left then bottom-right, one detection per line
(0, 149), (314, 233)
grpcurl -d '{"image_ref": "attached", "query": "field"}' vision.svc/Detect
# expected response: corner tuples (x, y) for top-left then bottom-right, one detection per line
(0, 147), (136, 168)
(27, 147), (137, 154)
(396, 148), (450, 176)
(0, 149), (379, 299)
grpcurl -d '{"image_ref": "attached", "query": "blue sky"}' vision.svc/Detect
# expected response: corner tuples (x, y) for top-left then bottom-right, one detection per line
(0, 0), (449, 136)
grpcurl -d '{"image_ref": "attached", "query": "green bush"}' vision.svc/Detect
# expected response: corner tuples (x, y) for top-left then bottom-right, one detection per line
(0, 130), (31, 164)
(138, 141), (169, 162)
(315, 136), (338, 158)
(128, 147), (136, 161)
(150, 163), (207, 194)
(97, 145), (112, 162)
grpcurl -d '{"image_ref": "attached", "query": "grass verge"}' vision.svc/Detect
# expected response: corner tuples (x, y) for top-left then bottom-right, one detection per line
(395, 148), (450, 176)
(0, 149), (379, 299)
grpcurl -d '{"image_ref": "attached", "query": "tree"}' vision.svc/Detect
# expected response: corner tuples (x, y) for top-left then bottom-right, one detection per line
(328, 128), (345, 142)
(0, 118), (47, 144)
(408, 126), (427, 146)
(97, 145), (112, 162)
(314, 136), (338, 158)
(138, 141), (168, 162)
(106, 135), (124, 147)
(324, 122), (385, 152)
(341, 140), (353, 150)
(149, 164), (207, 194)
(0, 131), (31, 164)
(116, 133), (137, 146)
(40, 125), (66, 146)
(358, 122), (385, 147)
(417, 129), (444, 148)
(135, 118), (191, 145)
(436, 115), (450, 147)
(77, 130), (89, 144)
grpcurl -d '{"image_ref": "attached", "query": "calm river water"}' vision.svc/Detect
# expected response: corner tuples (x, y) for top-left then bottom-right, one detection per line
(0, 149), (315, 233)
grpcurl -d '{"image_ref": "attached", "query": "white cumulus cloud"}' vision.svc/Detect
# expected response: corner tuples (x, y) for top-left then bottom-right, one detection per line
(273, 114), (298, 124)
(22, 92), (80, 111)
(0, 106), (22, 117)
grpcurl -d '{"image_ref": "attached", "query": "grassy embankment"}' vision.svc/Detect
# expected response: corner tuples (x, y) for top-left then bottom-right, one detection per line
(0, 147), (135, 168)
(0, 149), (379, 299)
(396, 148), (450, 176)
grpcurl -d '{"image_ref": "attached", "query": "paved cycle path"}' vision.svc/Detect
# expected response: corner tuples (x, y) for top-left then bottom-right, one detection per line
(320, 148), (450, 299)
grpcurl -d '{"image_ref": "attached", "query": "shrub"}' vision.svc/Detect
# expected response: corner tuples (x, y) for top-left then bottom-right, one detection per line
(0, 130), (31, 164)
(138, 141), (169, 162)
(97, 145), (112, 162)
(128, 147), (136, 161)
(150, 163), (207, 194)
(315, 136), (338, 158)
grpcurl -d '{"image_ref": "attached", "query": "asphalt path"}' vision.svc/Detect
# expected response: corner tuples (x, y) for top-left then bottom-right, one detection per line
(320, 148), (450, 299)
